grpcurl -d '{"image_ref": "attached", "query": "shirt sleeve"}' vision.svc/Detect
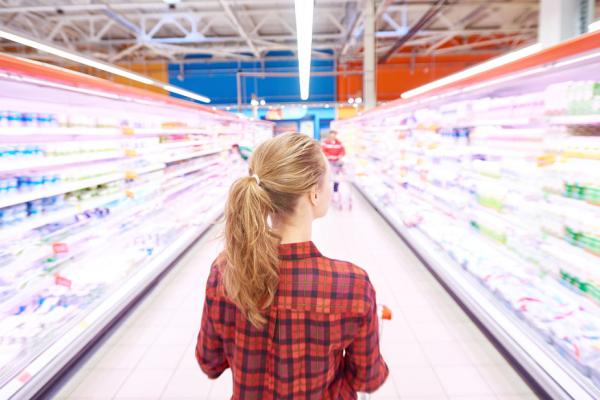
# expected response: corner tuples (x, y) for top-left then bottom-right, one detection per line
(196, 293), (229, 379)
(343, 283), (389, 393)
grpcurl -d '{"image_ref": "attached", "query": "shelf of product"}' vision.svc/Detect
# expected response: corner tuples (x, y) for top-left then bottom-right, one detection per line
(0, 53), (273, 399)
(334, 38), (600, 400)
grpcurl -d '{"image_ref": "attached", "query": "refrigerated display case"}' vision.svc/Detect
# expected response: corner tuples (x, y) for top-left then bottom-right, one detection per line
(0, 53), (273, 399)
(333, 30), (600, 400)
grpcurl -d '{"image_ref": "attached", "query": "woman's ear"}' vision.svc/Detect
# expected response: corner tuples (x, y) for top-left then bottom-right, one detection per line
(309, 185), (319, 206)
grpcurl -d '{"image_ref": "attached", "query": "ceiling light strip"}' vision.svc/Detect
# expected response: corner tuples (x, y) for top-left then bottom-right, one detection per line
(294, 0), (314, 101)
(0, 28), (211, 103)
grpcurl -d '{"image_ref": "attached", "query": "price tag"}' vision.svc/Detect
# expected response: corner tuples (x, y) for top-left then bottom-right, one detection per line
(79, 320), (91, 329)
(52, 242), (69, 254)
(125, 149), (137, 157)
(536, 153), (556, 166)
(125, 189), (135, 199)
(18, 372), (31, 383)
(121, 127), (135, 136)
(125, 170), (138, 180)
(55, 274), (72, 289)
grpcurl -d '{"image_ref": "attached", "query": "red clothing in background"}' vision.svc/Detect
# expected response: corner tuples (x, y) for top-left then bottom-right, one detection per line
(196, 241), (388, 399)
(322, 138), (346, 162)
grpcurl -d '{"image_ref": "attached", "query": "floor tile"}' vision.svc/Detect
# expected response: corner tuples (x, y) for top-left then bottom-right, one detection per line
(434, 366), (494, 397)
(70, 368), (130, 399)
(496, 395), (540, 400)
(391, 367), (446, 397)
(114, 368), (173, 399)
(95, 344), (148, 369)
(160, 368), (213, 399)
(138, 345), (188, 369)
(382, 341), (430, 367)
(459, 340), (507, 366)
(411, 322), (457, 343)
(477, 365), (534, 396)
(422, 341), (472, 366)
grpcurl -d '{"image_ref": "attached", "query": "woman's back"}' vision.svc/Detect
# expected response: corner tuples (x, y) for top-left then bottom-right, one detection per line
(196, 241), (388, 399)
(195, 133), (387, 399)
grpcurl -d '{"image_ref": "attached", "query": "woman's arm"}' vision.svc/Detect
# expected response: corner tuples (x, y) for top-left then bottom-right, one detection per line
(196, 295), (229, 378)
(196, 262), (230, 379)
(343, 283), (389, 393)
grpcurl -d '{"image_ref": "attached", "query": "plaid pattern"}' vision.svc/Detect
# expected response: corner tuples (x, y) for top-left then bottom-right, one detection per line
(196, 241), (389, 399)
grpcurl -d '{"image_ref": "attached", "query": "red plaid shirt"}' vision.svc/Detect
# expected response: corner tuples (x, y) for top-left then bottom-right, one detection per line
(196, 241), (389, 399)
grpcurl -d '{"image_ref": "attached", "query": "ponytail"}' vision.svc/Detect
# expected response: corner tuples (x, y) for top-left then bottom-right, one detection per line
(222, 133), (326, 328)
(223, 176), (280, 328)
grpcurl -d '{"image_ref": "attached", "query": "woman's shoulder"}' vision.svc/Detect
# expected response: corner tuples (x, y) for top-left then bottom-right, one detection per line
(318, 256), (375, 297)
(206, 252), (226, 291)
(323, 256), (370, 280)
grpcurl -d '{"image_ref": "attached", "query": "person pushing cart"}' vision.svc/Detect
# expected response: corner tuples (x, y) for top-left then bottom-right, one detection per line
(322, 130), (352, 210)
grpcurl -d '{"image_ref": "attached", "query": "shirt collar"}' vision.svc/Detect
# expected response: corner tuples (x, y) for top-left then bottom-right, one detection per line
(278, 241), (322, 260)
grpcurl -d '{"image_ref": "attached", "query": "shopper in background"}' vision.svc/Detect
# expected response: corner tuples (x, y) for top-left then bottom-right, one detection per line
(322, 130), (346, 203)
(231, 143), (253, 161)
(196, 133), (388, 398)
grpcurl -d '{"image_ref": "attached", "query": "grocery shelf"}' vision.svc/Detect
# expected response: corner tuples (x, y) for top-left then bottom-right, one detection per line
(0, 151), (124, 173)
(0, 172), (123, 209)
(0, 192), (124, 241)
(162, 148), (226, 163)
(355, 183), (599, 400)
(130, 163), (166, 177)
(158, 141), (212, 150)
(132, 128), (214, 136)
(0, 127), (126, 137)
(165, 160), (220, 180)
(0, 204), (224, 400)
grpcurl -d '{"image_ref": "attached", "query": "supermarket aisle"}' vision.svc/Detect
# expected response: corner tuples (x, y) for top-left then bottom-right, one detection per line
(52, 188), (537, 400)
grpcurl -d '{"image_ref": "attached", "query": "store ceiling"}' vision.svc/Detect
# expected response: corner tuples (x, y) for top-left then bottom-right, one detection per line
(0, 0), (544, 65)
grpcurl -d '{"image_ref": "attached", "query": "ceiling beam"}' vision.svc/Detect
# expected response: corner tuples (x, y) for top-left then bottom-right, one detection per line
(432, 33), (534, 54)
(217, 0), (260, 57)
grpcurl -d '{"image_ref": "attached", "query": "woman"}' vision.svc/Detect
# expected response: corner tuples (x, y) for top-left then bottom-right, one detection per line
(196, 133), (388, 399)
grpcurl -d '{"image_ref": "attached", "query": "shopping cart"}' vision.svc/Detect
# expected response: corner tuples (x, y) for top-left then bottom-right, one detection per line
(358, 304), (393, 400)
(330, 160), (353, 211)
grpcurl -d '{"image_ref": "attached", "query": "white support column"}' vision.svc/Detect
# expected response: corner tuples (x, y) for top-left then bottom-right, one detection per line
(538, 0), (592, 46)
(363, 0), (376, 109)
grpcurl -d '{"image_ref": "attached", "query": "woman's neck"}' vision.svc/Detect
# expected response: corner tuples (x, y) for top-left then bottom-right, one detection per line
(272, 214), (312, 244)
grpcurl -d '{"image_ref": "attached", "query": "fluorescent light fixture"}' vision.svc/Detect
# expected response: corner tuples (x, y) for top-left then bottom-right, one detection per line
(589, 20), (600, 32)
(0, 29), (153, 85)
(0, 28), (211, 104)
(162, 84), (211, 103)
(401, 43), (543, 99)
(294, 0), (314, 100)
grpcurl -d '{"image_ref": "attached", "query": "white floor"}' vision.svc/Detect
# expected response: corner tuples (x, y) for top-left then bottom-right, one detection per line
(52, 189), (538, 400)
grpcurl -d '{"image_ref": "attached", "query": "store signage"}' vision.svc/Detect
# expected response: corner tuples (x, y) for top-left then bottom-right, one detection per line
(265, 107), (307, 120)
(55, 274), (72, 288)
(52, 242), (69, 254)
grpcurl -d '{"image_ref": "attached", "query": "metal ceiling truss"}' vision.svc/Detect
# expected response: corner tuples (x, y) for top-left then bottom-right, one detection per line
(0, 0), (540, 64)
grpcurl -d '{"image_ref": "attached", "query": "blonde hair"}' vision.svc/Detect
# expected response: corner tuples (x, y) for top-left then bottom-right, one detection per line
(223, 133), (327, 328)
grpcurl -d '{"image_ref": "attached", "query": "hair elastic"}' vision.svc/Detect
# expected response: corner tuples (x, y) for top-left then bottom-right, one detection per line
(252, 174), (261, 185)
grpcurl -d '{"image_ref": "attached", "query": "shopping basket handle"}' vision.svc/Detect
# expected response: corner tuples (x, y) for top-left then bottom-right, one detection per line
(379, 305), (392, 320)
